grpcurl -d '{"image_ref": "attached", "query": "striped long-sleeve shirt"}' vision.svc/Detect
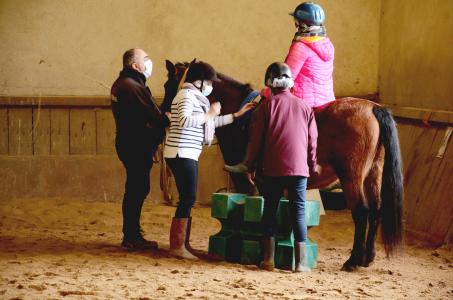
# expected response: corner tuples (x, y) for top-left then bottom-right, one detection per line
(163, 83), (234, 161)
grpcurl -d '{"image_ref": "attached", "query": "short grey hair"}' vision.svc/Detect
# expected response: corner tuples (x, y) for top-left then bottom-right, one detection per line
(122, 48), (137, 68)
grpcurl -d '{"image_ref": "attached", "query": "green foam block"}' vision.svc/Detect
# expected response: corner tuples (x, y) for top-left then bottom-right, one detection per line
(209, 193), (320, 270)
(211, 193), (246, 219)
(244, 196), (264, 222)
(208, 231), (242, 263)
(240, 238), (261, 265)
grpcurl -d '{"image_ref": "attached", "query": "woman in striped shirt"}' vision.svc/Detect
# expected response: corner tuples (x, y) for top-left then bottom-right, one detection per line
(164, 61), (255, 259)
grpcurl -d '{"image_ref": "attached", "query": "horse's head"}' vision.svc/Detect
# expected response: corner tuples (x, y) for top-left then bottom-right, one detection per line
(162, 59), (254, 115)
(162, 59), (191, 113)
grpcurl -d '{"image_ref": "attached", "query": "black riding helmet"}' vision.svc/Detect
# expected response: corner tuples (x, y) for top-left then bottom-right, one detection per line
(185, 61), (220, 83)
(265, 62), (293, 88)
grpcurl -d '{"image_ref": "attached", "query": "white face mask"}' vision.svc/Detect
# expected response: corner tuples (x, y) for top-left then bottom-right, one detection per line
(142, 59), (153, 78)
(202, 83), (213, 96)
(193, 80), (213, 97)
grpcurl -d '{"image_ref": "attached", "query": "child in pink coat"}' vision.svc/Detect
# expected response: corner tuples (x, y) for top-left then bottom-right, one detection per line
(262, 1), (335, 108)
(225, 2), (334, 174)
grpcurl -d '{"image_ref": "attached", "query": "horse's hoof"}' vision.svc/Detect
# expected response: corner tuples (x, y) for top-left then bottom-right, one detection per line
(360, 257), (375, 268)
(360, 252), (376, 267)
(360, 261), (372, 267)
(341, 262), (359, 272)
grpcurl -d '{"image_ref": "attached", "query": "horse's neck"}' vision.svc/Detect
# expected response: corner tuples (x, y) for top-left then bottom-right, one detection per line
(211, 85), (243, 115)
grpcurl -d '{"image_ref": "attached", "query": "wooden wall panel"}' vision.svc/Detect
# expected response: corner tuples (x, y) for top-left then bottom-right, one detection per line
(426, 142), (453, 243)
(396, 121), (424, 164)
(406, 127), (446, 231)
(0, 108), (8, 154)
(32, 108), (51, 155)
(50, 109), (70, 155)
(96, 109), (115, 154)
(8, 108), (33, 155)
(397, 120), (453, 245)
(396, 121), (429, 216)
(69, 109), (96, 155)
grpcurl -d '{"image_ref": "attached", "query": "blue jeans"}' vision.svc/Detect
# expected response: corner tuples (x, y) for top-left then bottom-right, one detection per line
(261, 176), (308, 242)
(165, 157), (198, 218)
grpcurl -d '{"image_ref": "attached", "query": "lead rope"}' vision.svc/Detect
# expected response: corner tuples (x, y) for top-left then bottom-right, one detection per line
(161, 64), (191, 205)
(177, 66), (190, 92)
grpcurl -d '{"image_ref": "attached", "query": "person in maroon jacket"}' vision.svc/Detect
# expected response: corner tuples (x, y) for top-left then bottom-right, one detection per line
(246, 62), (319, 272)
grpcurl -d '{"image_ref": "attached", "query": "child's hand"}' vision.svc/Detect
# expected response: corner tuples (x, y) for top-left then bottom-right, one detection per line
(233, 102), (257, 119)
(311, 164), (322, 177)
(208, 102), (221, 117)
(260, 87), (271, 99)
(247, 170), (256, 186)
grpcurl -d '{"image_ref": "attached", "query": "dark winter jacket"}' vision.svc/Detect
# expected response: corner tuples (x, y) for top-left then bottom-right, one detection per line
(111, 68), (169, 146)
(246, 89), (318, 177)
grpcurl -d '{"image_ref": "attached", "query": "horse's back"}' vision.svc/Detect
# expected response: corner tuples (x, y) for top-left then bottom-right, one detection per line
(314, 97), (381, 175)
(315, 97), (378, 120)
(315, 97), (379, 133)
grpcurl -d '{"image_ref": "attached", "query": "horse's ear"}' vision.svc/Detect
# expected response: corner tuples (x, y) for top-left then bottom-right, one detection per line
(189, 58), (196, 67)
(165, 59), (175, 74)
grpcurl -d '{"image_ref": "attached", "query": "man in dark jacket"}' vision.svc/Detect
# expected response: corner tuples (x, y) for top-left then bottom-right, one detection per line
(247, 62), (320, 272)
(111, 48), (169, 250)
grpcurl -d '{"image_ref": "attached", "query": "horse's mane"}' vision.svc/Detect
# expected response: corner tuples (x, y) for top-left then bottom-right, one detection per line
(176, 62), (190, 68)
(217, 72), (254, 96)
(172, 61), (254, 98)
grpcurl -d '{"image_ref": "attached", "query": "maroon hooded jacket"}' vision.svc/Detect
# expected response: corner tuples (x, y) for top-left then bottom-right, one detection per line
(246, 89), (318, 177)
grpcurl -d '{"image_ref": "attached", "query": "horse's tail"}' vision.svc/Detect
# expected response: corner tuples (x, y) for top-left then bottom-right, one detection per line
(373, 106), (404, 257)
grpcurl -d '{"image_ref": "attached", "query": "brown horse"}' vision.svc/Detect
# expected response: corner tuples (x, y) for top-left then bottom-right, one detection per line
(162, 60), (404, 272)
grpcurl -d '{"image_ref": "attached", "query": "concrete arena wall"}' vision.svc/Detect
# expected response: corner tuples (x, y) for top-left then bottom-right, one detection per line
(379, 0), (453, 111)
(0, 0), (380, 97)
(0, 0), (381, 203)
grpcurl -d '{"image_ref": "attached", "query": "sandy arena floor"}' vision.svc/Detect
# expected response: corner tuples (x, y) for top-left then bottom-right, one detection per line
(0, 197), (452, 299)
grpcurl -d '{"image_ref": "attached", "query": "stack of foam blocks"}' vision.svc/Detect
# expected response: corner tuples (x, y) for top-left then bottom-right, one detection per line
(208, 193), (320, 270)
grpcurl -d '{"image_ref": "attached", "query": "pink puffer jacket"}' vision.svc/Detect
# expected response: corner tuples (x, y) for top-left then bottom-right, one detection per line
(263, 38), (336, 108)
(285, 38), (335, 108)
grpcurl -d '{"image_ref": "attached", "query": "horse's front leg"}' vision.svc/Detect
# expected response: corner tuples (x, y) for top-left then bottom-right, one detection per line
(342, 203), (368, 272)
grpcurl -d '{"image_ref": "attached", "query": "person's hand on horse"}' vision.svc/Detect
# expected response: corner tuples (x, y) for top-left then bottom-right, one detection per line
(233, 102), (257, 119)
(260, 87), (271, 100)
(247, 170), (256, 186)
(208, 102), (221, 118)
(311, 164), (322, 177)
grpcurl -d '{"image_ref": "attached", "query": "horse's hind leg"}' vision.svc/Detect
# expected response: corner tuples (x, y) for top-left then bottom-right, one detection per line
(340, 180), (368, 272)
(362, 155), (384, 267)
(362, 203), (379, 267)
